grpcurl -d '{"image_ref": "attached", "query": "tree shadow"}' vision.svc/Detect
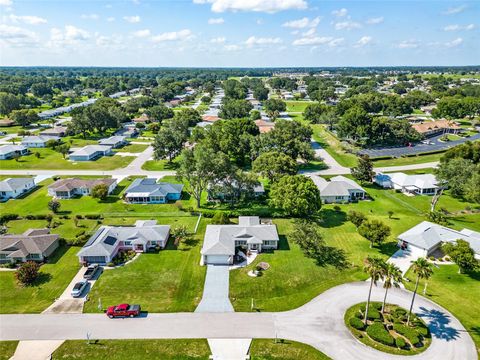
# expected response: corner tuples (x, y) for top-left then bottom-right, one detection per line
(30, 272), (52, 286)
(466, 270), (480, 281)
(417, 307), (460, 342)
(45, 244), (69, 264)
(277, 235), (290, 250)
(319, 208), (347, 228)
(111, 184), (126, 196)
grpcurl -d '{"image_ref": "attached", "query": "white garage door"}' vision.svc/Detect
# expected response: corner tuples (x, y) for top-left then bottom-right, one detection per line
(408, 244), (427, 258)
(206, 255), (230, 265)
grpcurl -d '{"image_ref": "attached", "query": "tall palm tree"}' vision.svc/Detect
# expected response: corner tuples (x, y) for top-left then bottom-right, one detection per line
(381, 262), (402, 313)
(407, 257), (433, 325)
(363, 256), (385, 324)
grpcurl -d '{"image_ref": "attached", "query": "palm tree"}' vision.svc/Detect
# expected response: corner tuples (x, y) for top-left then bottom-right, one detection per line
(363, 256), (385, 324)
(381, 262), (402, 313)
(407, 257), (433, 325)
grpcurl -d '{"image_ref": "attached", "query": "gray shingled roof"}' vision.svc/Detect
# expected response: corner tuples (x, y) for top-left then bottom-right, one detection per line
(311, 175), (364, 197)
(48, 178), (116, 192)
(0, 229), (59, 258)
(0, 177), (34, 192)
(125, 178), (183, 197)
(99, 136), (126, 145)
(0, 144), (27, 155)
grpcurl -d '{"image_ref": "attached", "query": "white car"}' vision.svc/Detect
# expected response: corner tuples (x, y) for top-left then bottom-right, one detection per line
(71, 279), (88, 298)
(421, 140), (433, 145)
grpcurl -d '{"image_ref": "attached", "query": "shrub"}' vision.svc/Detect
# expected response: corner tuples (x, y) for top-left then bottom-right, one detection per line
(366, 323), (395, 346)
(333, 205), (341, 212)
(15, 261), (41, 286)
(347, 210), (367, 227)
(85, 214), (103, 219)
(349, 317), (365, 330)
(393, 324), (420, 345)
(395, 337), (406, 349)
(415, 325), (429, 337)
(367, 309), (382, 320)
(0, 213), (19, 225)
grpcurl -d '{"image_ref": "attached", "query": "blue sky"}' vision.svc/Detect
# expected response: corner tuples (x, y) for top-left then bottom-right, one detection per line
(0, 0), (478, 67)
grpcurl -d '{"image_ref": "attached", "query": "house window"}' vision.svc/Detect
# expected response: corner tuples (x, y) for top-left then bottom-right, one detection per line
(124, 241), (132, 246)
(335, 196), (344, 200)
(28, 254), (41, 259)
(150, 241), (157, 245)
(264, 240), (276, 246)
(235, 240), (247, 246)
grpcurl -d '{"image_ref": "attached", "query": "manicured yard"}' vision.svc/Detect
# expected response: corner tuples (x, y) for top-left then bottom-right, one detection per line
(285, 100), (311, 113)
(142, 159), (180, 171)
(250, 339), (330, 360)
(53, 339), (211, 360)
(83, 216), (207, 313)
(0, 245), (81, 313)
(311, 124), (358, 168)
(0, 149), (134, 170)
(404, 265), (480, 356)
(0, 341), (18, 360)
(372, 152), (443, 168)
(115, 143), (148, 153)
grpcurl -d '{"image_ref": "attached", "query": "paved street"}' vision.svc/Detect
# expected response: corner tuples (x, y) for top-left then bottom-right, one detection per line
(1, 282), (475, 360)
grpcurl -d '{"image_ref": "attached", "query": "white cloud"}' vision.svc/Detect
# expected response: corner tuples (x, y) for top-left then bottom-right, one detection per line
(443, 4), (467, 15)
(224, 44), (241, 51)
(8, 14), (47, 25)
(123, 15), (140, 23)
(49, 25), (90, 47)
(107, 17), (115, 22)
(208, 17), (224, 24)
(444, 24), (475, 31)
(133, 29), (151, 37)
(245, 36), (282, 46)
(334, 20), (361, 30)
(81, 14), (99, 20)
(445, 37), (463, 47)
(396, 40), (419, 49)
(282, 16), (320, 29)
(302, 27), (316, 37)
(0, 0), (12, 6)
(332, 8), (347, 17)
(355, 36), (372, 47)
(366, 17), (384, 25)
(0, 24), (38, 46)
(210, 36), (226, 43)
(193, 0), (307, 13)
(292, 36), (343, 46)
(151, 29), (193, 42)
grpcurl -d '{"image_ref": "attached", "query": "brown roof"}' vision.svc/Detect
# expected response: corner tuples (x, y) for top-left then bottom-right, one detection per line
(0, 119), (14, 127)
(255, 119), (275, 133)
(48, 178), (116, 192)
(0, 229), (59, 258)
(202, 115), (220, 122)
(133, 114), (149, 123)
(412, 120), (461, 134)
(40, 126), (67, 136)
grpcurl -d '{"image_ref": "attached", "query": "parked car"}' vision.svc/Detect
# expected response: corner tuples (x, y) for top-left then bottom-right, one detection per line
(71, 280), (88, 297)
(106, 303), (141, 318)
(421, 140), (433, 145)
(83, 264), (101, 280)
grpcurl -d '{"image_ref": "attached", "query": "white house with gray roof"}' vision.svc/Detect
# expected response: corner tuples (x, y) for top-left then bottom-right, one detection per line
(21, 135), (60, 148)
(374, 172), (439, 195)
(200, 216), (279, 265)
(0, 145), (28, 160)
(124, 178), (183, 204)
(77, 220), (170, 265)
(0, 177), (36, 201)
(398, 221), (480, 259)
(98, 135), (127, 148)
(311, 175), (366, 203)
(69, 145), (113, 161)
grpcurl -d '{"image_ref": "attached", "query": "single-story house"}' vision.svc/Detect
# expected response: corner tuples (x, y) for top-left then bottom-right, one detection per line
(0, 145), (28, 160)
(77, 220), (170, 264)
(0, 177), (36, 200)
(374, 172), (439, 195)
(124, 178), (183, 204)
(48, 178), (117, 199)
(21, 135), (60, 148)
(116, 126), (139, 138)
(69, 145), (113, 161)
(133, 114), (150, 124)
(98, 136), (127, 148)
(255, 119), (275, 134)
(201, 216), (279, 265)
(311, 175), (366, 203)
(398, 221), (480, 259)
(0, 119), (14, 127)
(411, 119), (461, 137)
(207, 180), (265, 202)
(0, 229), (60, 264)
(40, 126), (68, 137)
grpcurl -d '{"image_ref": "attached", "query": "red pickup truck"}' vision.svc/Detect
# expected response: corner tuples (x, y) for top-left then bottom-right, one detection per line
(106, 304), (141, 318)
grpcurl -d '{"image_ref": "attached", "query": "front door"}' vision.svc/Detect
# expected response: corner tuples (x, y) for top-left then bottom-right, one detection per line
(250, 244), (258, 251)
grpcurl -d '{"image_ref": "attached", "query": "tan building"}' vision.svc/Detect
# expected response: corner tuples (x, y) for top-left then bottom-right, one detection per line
(0, 229), (60, 264)
(412, 120), (461, 137)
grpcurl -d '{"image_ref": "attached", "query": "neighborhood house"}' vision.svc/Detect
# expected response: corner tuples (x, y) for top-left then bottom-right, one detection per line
(397, 221), (480, 259)
(0, 145), (28, 160)
(21, 135), (60, 148)
(124, 178), (183, 204)
(0, 177), (36, 200)
(98, 136), (127, 148)
(411, 119), (461, 137)
(200, 216), (279, 265)
(77, 220), (170, 264)
(374, 172), (439, 195)
(48, 178), (117, 199)
(311, 175), (366, 203)
(39, 126), (68, 137)
(0, 229), (60, 264)
(69, 145), (113, 161)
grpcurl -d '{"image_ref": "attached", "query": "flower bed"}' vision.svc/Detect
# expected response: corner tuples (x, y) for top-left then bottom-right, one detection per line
(344, 302), (431, 355)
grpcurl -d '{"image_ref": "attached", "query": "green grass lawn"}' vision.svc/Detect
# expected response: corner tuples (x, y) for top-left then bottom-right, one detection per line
(115, 143), (148, 153)
(404, 265), (480, 356)
(311, 124), (358, 168)
(285, 101), (311, 113)
(0, 149), (134, 170)
(0, 341), (18, 360)
(0, 245), (81, 313)
(372, 152), (443, 168)
(142, 159), (180, 171)
(83, 216), (207, 313)
(250, 339), (330, 360)
(53, 339), (211, 360)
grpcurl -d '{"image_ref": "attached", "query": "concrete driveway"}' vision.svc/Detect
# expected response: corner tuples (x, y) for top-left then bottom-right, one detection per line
(195, 265), (234, 313)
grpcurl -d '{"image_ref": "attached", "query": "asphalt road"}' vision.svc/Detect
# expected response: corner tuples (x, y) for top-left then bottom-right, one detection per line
(1, 282), (475, 360)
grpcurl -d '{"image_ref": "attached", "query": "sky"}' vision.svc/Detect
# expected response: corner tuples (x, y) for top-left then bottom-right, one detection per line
(0, 0), (478, 67)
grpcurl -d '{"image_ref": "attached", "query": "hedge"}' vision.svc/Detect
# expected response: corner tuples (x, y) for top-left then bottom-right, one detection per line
(367, 309), (382, 320)
(349, 317), (365, 330)
(393, 324), (420, 346)
(0, 213), (19, 224)
(366, 323), (395, 346)
(395, 337), (406, 349)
